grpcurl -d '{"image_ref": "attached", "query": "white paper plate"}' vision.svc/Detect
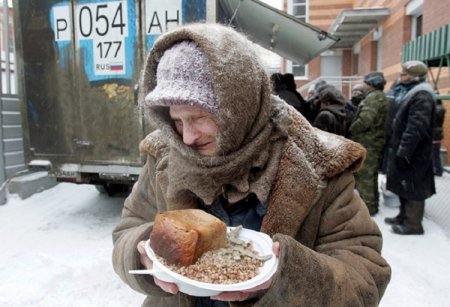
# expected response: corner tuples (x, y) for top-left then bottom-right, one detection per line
(143, 227), (278, 297)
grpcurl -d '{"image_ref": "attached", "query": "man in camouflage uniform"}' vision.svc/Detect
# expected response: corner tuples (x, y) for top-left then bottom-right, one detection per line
(349, 72), (388, 215)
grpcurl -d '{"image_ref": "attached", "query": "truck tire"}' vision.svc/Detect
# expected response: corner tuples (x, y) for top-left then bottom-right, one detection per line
(95, 183), (131, 196)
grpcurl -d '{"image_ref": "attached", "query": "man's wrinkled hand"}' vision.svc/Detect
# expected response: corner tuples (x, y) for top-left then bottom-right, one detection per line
(137, 240), (179, 295)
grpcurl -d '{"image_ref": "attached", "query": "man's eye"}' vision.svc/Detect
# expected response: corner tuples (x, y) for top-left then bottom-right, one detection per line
(197, 116), (214, 124)
(174, 120), (183, 129)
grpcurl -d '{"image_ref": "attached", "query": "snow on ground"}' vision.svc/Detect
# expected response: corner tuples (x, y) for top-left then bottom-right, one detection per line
(1, 180), (450, 307)
(373, 206), (450, 307)
(0, 183), (145, 307)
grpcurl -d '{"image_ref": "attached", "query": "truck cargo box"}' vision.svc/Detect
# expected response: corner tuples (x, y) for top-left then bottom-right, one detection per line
(14, 0), (208, 194)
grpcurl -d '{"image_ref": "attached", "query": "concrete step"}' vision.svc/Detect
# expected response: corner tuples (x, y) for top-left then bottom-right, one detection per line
(6, 171), (58, 200)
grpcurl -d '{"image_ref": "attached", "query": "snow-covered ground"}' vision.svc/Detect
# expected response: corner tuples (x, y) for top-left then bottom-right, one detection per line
(0, 183), (145, 307)
(1, 177), (450, 307)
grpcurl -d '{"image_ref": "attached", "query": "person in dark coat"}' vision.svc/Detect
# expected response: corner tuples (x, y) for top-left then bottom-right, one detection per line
(432, 99), (446, 176)
(312, 84), (347, 136)
(385, 61), (436, 235)
(270, 73), (304, 114)
(303, 80), (327, 123)
(283, 73), (306, 104)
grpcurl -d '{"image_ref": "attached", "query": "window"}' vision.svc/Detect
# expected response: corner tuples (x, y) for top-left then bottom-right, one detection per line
(413, 14), (423, 38)
(291, 0), (307, 22)
(288, 0), (308, 79)
(406, 0), (423, 39)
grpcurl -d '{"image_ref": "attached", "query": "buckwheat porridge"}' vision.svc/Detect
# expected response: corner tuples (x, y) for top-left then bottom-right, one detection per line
(156, 226), (272, 284)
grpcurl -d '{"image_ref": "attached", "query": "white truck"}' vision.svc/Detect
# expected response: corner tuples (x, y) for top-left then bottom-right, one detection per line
(13, 0), (337, 195)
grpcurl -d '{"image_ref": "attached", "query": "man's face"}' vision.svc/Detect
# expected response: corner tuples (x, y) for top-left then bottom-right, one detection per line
(362, 82), (373, 92)
(169, 105), (219, 156)
(399, 72), (415, 84)
(352, 90), (364, 98)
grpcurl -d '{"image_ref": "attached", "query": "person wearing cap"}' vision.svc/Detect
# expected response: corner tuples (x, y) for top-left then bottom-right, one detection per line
(112, 23), (391, 306)
(283, 73), (307, 107)
(384, 61), (436, 235)
(270, 73), (304, 114)
(303, 80), (327, 123)
(348, 72), (388, 216)
(312, 84), (348, 136)
(350, 83), (366, 108)
(343, 83), (366, 138)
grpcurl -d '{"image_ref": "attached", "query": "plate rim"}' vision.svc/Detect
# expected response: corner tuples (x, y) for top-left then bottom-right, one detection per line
(144, 226), (279, 292)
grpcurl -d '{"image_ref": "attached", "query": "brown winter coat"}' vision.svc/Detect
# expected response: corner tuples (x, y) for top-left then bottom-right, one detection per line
(112, 23), (390, 307)
(112, 106), (391, 306)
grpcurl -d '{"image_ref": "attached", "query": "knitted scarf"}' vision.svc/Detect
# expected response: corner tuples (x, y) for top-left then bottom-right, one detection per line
(165, 96), (288, 205)
(390, 81), (416, 105)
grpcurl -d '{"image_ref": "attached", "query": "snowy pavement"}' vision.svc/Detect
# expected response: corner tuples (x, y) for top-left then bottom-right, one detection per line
(1, 178), (449, 307)
(0, 184), (145, 307)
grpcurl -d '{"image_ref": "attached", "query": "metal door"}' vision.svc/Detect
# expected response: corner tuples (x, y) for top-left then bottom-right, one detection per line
(16, 0), (144, 166)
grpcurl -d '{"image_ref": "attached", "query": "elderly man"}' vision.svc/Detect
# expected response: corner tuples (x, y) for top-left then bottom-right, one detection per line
(112, 23), (391, 306)
(385, 61), (436, 235)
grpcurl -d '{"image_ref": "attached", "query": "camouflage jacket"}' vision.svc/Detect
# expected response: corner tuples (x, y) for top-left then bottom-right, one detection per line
(349, 90), (388, 149)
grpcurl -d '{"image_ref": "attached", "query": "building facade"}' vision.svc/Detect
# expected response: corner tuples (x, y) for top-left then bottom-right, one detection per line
(279, 0), (450, 164)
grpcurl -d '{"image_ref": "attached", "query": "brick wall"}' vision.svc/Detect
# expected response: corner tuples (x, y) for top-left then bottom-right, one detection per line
(423, 0), (450, 32)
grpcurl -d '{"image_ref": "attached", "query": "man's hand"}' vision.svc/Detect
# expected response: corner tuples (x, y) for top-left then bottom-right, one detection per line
(137, 241), (179, 295)
(210, 241), (280, 302)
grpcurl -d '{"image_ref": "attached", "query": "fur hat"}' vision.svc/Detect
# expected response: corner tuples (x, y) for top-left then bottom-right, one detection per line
(364, 72), (386, 90)
(352, 83), (365, 95)
(401, 61), (428, 77)
(316, 84), (346, 105)
(144, 41), (218, 114)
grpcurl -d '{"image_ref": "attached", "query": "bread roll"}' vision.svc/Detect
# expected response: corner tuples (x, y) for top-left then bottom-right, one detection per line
(150, 209), (227, 266)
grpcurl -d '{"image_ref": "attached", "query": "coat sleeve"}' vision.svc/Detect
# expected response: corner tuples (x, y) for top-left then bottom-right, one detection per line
(396, 91), (435, 160)
(349, 97), (379, 135)
(111, 156), (171, 298)
(253, 171), (391, 307)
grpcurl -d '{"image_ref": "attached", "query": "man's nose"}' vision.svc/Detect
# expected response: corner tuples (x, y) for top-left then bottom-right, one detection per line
(182, 123), (200, 145)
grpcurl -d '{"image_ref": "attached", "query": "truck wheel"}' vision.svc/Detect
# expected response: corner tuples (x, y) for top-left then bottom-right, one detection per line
(95, 184), (108, 194)
(96, 183), (130, 196)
